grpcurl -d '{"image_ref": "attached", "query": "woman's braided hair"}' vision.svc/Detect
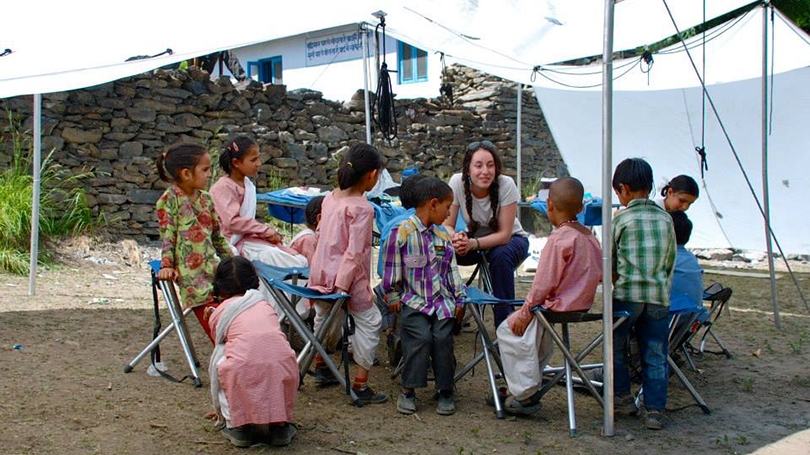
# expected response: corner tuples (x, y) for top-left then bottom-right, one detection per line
(462, 141), (502, 236)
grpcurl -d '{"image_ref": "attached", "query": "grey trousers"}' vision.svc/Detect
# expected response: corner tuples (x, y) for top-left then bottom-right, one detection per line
(400, 305), (455, 391)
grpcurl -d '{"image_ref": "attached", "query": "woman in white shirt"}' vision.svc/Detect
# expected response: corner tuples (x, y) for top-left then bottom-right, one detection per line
(443, 140), (529, 328)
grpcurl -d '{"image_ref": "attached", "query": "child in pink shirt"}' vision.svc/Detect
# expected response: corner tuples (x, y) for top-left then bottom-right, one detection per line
(496, 177), (602, 416)
(288, 195), (324, 262)
(308, 143), (388, 406)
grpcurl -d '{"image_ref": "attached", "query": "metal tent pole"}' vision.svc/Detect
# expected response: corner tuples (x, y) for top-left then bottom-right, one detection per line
(601, 0), (616, 437)
(28, 93), (42, 295)
(516, 83), (522, 197)
(361, 25), (372, 145)
(761, 2), (781, 329)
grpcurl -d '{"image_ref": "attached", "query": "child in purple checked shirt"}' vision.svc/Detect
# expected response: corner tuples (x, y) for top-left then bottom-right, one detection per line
(381, 176), (466, 416)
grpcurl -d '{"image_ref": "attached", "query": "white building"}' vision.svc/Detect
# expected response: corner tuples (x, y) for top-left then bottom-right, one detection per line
(231, 24), (444, 102)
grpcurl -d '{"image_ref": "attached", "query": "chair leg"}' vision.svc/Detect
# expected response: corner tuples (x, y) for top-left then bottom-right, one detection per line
(124, 317), (180, 373)
(164, 282), (203, 387)
(668, 356), (711, 415)
(454, 303), (505, 419)
(562, 324), (577, 437)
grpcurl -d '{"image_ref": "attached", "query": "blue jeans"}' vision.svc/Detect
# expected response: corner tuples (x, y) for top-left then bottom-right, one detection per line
(457, 235), (529, 328)
(613, 299), (670, 411)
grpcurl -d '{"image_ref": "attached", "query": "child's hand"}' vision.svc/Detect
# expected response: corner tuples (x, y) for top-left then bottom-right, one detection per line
(508, 310), (531, 337)
(388, 300), (401, 313)
(454, 304), (465, 321)
(203, 306), (215, 320)
(263, 230), (282, 244)
(157, 267), (177, 281)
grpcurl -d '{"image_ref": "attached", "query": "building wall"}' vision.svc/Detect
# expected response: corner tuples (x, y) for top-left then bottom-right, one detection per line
(231, 26), (443, 102)
(0, 65), (565, 240)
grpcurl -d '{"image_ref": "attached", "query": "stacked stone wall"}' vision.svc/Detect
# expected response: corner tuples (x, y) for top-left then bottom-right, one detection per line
(0, 65), (566, 240)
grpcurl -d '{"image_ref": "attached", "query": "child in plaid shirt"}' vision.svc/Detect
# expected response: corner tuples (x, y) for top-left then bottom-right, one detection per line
(381, 177), (466, 416)
(611, 158), (676, 431)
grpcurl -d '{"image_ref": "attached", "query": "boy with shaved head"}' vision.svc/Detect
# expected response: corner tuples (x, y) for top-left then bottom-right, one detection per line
(495, 177), (603, 416)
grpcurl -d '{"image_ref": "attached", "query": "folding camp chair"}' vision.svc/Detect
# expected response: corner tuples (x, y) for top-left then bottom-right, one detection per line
(630, 306), (712, 418)
(691, 283), (733, 359)
(124, 260), (203, 387)
(252, 261), (363, 406)
(531, 305), (630, 436)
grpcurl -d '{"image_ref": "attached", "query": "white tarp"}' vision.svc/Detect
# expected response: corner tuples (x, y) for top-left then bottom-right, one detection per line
(534, 9), (810, 254)
(2, 0), (753, 98)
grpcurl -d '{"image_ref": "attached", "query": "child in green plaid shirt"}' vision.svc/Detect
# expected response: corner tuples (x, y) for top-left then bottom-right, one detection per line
(611, 158), (676, 431)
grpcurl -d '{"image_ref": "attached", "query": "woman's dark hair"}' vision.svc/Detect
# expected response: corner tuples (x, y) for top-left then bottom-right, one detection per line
(661, 174), (699, 199)
(400, 173), (429, 209)
(213, 256), (260, 299)
(219, 135), (258, 174)
(411, 176), (452, 208)
(305, 195), (325, 227)
(462, 141), (501, 235)
(612, 158), (653, 194)
(669, 210), (693, 245)
(156, 142), (207, 183)
(337, 143), (384, 190)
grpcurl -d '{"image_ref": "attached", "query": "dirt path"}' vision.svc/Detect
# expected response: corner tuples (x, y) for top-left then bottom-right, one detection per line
(1, 238), (809, 454)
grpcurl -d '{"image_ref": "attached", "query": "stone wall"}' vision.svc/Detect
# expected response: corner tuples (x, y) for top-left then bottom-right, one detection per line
(0, 65), (565, 240)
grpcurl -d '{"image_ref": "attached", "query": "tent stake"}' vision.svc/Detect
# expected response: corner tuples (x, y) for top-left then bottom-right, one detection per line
(28, 93), (42, 296)
(601, 0), (616, 438)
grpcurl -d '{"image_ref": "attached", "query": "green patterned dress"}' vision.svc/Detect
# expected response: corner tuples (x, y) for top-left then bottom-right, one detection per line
(157, 185), (232, 308)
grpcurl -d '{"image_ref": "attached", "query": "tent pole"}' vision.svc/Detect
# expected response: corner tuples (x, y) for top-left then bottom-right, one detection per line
(516, 83), (522, 197)
(28, 93), (42, 296)
(361, 25), (372, 145)
(601, 0), (616, 437)
(761, 3), (781, 329)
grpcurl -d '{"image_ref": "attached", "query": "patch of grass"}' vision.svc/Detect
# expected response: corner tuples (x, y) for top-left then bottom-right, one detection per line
(740, 377), (755, 393)
(788, 337), (805, 355)
(0, 111), (98, 274)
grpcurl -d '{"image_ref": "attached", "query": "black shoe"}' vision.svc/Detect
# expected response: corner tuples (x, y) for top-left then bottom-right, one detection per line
(353, 386), (388, 407)
(269, 423), (298, 447)
(436, 390), (456, 416)
(313, 367), (340, 387)
(397, 391), (417, 415)
(220, 426), (252, 448)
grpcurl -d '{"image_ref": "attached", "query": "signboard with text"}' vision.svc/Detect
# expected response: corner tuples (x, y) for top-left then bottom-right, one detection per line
(305, 31), (366, 67)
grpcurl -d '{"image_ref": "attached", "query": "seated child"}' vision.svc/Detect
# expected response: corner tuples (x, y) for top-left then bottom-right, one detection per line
(208, 256), (299, 448)
(496, 177), (602, 416)
(288, 195), (325, 262)
(381, 176), (466, 416)
(669, 210), (707, 344)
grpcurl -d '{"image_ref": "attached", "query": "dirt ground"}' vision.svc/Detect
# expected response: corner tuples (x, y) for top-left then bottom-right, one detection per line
(1, 237), (809, 455)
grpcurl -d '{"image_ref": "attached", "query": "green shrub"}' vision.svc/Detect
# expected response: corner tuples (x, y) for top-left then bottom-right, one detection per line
(0, 112), (97, 274)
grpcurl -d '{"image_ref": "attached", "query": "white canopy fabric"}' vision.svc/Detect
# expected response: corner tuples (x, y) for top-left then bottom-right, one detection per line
(2, 0), (753, 98)
(533, 9), (810, 254)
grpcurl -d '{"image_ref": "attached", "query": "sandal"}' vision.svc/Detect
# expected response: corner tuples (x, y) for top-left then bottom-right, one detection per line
(485, 386), (511, 407)
(503, 395), (543, 417)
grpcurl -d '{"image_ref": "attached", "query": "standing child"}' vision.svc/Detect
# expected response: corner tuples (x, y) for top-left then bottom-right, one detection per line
(288, 195), (325, 262)
(307, 143), (388, 405)
(210, 135), (307, 269)
(611, 158), (676, 430)
(381, 177), (466, 416)
(496, 177), (602, 416)
(209, 256), (299, 448)
(156, 143), (231, 342)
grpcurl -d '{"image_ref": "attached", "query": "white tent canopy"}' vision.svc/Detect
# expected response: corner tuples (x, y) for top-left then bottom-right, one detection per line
(2, 0), (754, 98)
(533, 9), (810, 254)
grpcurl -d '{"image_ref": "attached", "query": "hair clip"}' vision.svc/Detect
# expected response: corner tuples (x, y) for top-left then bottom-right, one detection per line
(232, 142), (239, 152)
(346, 161), (353, 167)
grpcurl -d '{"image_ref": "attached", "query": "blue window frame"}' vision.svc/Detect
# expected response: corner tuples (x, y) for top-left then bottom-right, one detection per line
(247, 56), (283, 84)
(398, 41), (427, 84)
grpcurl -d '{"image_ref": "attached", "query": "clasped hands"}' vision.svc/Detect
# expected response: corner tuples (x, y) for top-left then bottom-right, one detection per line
(451, 231), (476, 257)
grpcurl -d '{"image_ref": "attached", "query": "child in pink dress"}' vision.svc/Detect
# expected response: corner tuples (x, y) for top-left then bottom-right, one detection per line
(209, 256), (299, 447)
(210, 136), (307, 269)
(308, 143), (388, 406)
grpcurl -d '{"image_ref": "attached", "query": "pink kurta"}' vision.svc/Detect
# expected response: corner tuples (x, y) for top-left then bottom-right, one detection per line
(209, 296), (298, 427)
(289, 229), (318, 263)
(513, 225), (603, 323)
(308, 192), (374, 312)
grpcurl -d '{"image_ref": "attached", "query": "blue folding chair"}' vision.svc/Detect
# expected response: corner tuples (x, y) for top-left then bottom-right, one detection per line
(253, 261), (363, 406)
(124, 260), (203, 387)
